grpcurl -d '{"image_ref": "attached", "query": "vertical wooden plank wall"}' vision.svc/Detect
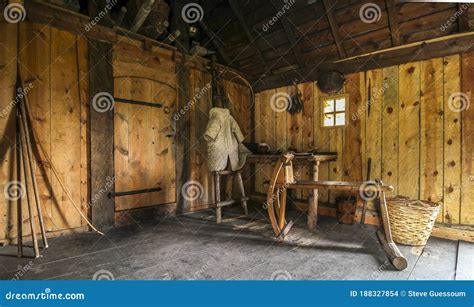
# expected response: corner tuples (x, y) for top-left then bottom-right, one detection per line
(253, 52), (474, 225)
(461, 53), (474, 225)
(398, 62), (421, 199)
(0, 22), (88, 241)
(420, 59), (444, 222)
(0, 23), (19, 240)
(443, 55), (462, 224)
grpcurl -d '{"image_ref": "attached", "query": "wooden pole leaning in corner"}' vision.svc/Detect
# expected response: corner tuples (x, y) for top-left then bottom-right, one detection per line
(377, 189), (408, 271)
(18, 111), (40, 258)
(19, 100), (48, 248)
(16, 117), (23, 257)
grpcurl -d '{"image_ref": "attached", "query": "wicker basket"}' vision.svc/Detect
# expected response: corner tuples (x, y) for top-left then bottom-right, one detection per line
(386, 196), (440, 246)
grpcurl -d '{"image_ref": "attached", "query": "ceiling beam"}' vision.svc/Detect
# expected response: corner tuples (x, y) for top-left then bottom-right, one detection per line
(321, 0), (346, 59)
(385, 0), (401, 46)
(254, 32), (474, 91)
(269, 0), (304, 69)
(228, 0), (271, 75)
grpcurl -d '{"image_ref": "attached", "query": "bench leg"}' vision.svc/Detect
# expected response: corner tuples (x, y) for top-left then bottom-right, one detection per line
(307, 161), (319, 232)
(235, 172), (248, 215)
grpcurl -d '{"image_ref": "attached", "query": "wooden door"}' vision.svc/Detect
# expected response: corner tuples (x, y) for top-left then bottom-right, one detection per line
(113, 77), (176, 211)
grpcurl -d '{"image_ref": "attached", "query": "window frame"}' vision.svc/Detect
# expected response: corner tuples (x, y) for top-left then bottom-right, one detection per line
(320, 94), (349, 129)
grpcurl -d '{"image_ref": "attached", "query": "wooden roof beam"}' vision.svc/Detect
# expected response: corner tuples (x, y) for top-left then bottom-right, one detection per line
(269, 0), (304, 69)
(385, 0), (401, 46)
(228, 0), (271, 76)
(254, 32), (474, 91)
(322, 0), (346, 59)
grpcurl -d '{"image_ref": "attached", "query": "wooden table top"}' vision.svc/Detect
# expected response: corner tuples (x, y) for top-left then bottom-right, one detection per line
(247, 153), (337, 163)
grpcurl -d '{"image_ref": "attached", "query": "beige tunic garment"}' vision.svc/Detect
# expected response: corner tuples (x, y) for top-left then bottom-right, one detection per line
(204, 107), (249, 171)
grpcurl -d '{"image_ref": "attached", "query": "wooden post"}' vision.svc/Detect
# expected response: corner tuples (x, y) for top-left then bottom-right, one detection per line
(89, 40), (115, 229)
(171, 0), (191, 215)
(307, 161), (319, 231)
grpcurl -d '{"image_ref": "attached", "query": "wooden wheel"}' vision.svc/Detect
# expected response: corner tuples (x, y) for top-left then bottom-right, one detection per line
(266, 153), (295, 241)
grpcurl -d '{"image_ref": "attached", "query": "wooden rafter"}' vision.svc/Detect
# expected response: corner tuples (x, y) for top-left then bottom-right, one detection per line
(322, 0), (346, 59)
(228, 0), (271, 75)
(269, 0), (304, 69)
(385, 0), (401, 46)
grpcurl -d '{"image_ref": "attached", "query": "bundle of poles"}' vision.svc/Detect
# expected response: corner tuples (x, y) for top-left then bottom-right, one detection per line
(15, 75), (48, 258)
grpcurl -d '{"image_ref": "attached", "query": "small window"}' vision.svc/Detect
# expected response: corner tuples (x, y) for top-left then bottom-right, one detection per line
(322, 95), (347, 127)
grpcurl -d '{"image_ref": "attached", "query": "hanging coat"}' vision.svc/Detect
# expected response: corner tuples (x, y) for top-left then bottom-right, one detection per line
(204, 107), (250, 172)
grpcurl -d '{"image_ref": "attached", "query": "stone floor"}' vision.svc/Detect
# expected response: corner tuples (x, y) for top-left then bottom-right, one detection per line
(0, 205), (467, 280)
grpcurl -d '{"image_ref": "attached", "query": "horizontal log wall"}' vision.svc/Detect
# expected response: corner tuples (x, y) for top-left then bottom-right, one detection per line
(0, 22), (88, 241)
(254, 51), (474, 225)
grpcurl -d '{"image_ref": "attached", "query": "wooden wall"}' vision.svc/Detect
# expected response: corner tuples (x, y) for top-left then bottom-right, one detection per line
(0, 20), (253, 240)
(0, 22), (89, 241)
(254, 51), (474, 225)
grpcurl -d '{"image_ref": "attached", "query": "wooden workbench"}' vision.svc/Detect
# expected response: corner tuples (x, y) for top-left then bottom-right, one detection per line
(246, 153), (337, 232)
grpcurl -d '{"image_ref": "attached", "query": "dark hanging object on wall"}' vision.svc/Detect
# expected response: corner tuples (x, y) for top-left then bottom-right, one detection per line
(288, 82), (303, 114)
(317, 70), (345, 94)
